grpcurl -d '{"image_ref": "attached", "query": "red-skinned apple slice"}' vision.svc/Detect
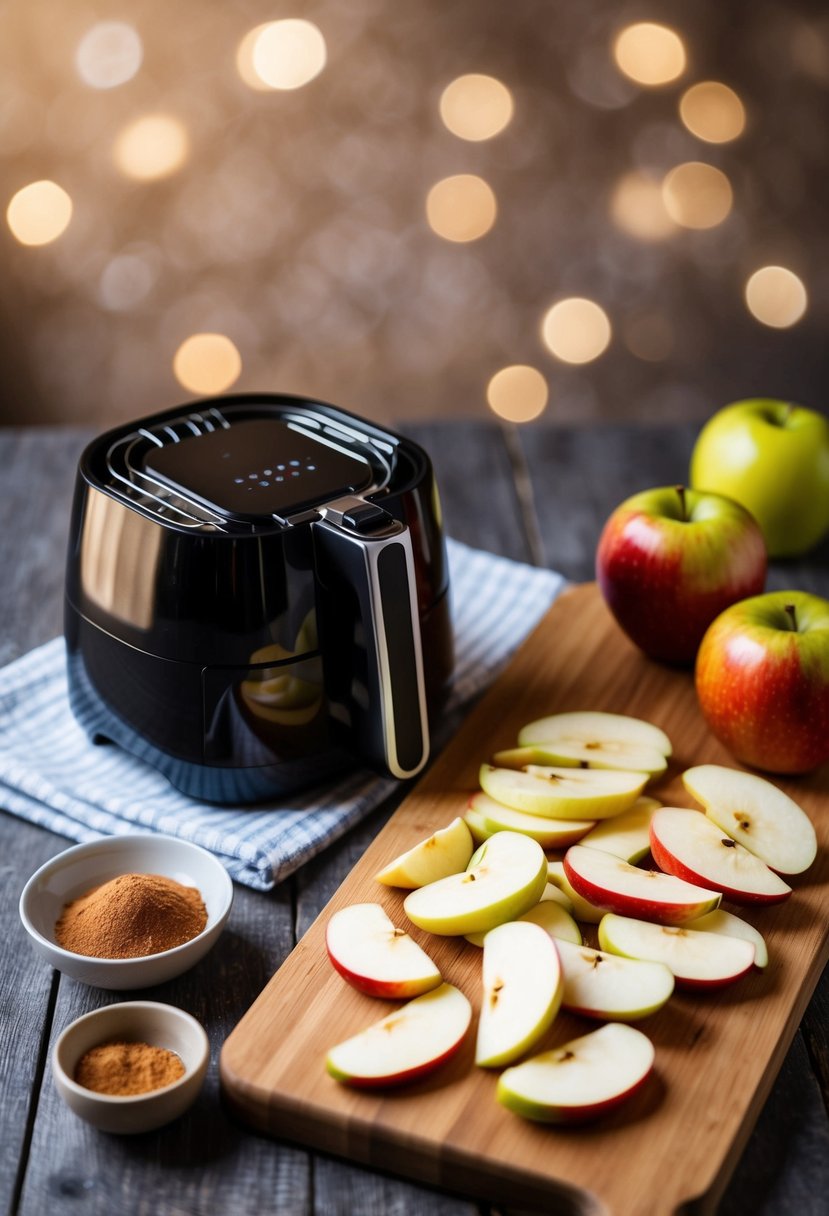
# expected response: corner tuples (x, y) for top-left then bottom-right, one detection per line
(547, 860), (606, 924)
(563, 845), (721, 925)
(682, 765), (817, 876)
(578, 797), (661, 863)
(515, 710), (672, 777)
(476, 922), (564, 1067)
(496, 1023), (655, 1123)
(326, 982), (472, 1087)
(465, 791), (596, 848)
(555, 937), (674, 1021)
(480, 764), (647, 820)
(465, 887), (581, 947)
(649, 807), (791, 905)
(685, 909), (768, 969)
(598, 913), (756, 989)
(325, 903), (442, 998)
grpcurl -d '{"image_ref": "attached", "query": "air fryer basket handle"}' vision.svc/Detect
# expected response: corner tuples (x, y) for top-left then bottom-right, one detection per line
(312, 512), (430, 780)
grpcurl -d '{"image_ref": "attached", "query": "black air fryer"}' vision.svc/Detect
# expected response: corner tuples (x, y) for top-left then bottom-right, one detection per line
(64, 393), (453, 803)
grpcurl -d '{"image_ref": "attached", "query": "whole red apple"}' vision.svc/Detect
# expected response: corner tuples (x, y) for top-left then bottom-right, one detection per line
(695, 590), (829, 774)
(596, 485), (766, 665)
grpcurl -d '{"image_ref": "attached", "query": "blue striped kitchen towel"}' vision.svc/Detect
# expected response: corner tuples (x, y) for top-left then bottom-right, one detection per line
(0, 539), (565, 890)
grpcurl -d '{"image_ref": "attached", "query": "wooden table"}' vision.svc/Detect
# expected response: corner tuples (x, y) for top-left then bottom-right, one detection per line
(2, 421), (828, 1216)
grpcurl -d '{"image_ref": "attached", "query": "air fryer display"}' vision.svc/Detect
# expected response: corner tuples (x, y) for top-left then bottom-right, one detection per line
(143, 417), (375, 518)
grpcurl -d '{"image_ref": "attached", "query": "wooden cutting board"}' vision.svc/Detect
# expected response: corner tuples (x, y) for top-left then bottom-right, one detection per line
(220, 584), (829, 1216)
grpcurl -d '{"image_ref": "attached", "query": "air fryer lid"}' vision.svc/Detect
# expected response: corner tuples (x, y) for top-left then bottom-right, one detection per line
(143, 416), (375, 519)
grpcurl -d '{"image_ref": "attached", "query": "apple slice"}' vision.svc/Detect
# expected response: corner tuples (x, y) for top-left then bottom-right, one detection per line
(375, 817), (474, 888)
(326, 982), (472, 1087)
(547, 860), (606, 924)
(649, 807), (791, 905)
(463, 804), (491, 845)
(497, 1023), (655, 1123)
(476, 922), (564, 1067)
(480, 764), (647, 820)
(403, 831), (547, 936)
(685, 909), (768, 969)
(555, 937), (674, 1021)
(578, 797), (661, 863)
(683, 765), (817, 876)
(598, 913), (756, 989)
(465, 791), (596, 848)
(325, 903), (442, 998)
(465, 887), (581, 948)
(517, 710), (672, 776)
(563, 845), (721, 925)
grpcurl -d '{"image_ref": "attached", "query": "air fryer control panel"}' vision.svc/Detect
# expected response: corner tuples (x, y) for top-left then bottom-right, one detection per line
(144, 417), (375, 519)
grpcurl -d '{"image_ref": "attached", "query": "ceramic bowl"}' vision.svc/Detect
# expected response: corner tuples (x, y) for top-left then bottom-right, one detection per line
(52, 1000), (209, 1133)
(19, 834), (233, 989)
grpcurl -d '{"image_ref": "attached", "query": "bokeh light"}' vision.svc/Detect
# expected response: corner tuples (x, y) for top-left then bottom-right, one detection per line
(613, 23), (686, 87)
(610, 170), (676, 240)
(99, 253), (156, 311)
(745, 266), (808, 328)
(661, 162), (733, 229)
(173, 333), (242, 393)
(679, 82), (745, 143)
(486, 365), (548, 422)
(114, 114), (189, 180)
(426, 174), (497, 242)
(75, 22), (143, 90)
(439, 74), (514, 141)
(237, 20), (327, 91)
(541, 298), (612, 364)
(6, 180), (73, 246)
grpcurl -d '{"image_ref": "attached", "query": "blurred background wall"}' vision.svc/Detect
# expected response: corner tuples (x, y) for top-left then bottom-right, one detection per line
(1, 0), (827, 429)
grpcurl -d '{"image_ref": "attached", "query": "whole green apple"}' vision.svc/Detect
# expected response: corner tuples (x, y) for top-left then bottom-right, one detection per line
(695, 590), (829, 774)
(690, 400), (829, 557)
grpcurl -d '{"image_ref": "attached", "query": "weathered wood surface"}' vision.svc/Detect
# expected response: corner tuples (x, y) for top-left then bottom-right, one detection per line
(1, 423), (828, 1215)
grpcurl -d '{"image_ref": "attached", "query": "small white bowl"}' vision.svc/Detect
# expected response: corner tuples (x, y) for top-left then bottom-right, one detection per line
(53, 1001), (209, 1133)
(19, 834), (233, 989)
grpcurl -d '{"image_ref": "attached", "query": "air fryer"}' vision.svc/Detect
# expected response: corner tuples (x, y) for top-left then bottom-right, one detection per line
(64, 393), (453, 803)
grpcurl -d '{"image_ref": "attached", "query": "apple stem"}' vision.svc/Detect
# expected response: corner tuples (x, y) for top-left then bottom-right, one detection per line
(675, 484), (688, 521)
(785, 603), (798, 632)
(781, 402), (794, 426)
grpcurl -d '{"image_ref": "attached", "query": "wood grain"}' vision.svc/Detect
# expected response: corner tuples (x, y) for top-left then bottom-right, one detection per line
(221, 583), (829, 1216)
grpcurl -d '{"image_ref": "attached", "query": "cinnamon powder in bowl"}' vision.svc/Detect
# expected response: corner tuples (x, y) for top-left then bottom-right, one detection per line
(19, 834), (232, 989)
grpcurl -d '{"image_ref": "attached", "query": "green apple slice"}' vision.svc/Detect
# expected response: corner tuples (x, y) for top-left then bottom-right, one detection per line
(480, 764), (647, 820)
(475, 921), (564, 1067)
(517, 711), (671, 776)
(547, 861), (606, 924)
(403, 831), (548, 936)
(463, 805), (491, 845)
(555, 937), (674, 1021)
(326, 982), (472, 1087)
(466, 791), (596, 848)
(578, 797), (661, 863)
(685, 909), (768, 969)
(598, 913), (756, 989)
(682, 764), (817, 876)
(465, 887), (581, 947)
(497, 1023), (655, 1123)
(375, 817), (474, 888)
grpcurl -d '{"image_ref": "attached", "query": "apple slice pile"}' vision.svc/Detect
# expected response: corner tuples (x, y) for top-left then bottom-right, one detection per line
(323, 711), (817, 1125)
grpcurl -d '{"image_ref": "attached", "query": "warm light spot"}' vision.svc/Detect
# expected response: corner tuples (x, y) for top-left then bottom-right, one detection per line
(114, 115), (189, 180)
(75, 22), (143, 89)
(439, 74), (514, 141)
(613, 23), (686, 86)
(6, 180), (72, 246)
(541, 298), (611, 365)
(745, 267), (808, 329)
(239, 19), (327, 91)
(487, 365), (548, 422)
(661, 162), (733, 229)
(624, 314), (674, 362)
(173, 333), (242, 393)
(610, 171), (676, 240)
(426, 174), (497, 242)
(679, 82), (745, 143)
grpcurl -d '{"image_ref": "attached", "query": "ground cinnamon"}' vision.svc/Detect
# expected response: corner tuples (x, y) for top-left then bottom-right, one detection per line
(55, 872), (207, 958)
(74, 1040), (185, 1095)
